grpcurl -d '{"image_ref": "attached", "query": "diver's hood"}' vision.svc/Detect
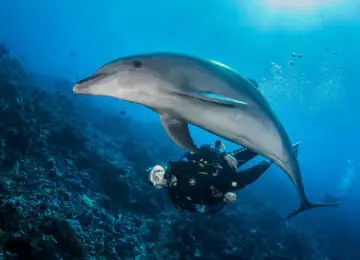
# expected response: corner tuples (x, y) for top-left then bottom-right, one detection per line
(149, 165), (166, 188)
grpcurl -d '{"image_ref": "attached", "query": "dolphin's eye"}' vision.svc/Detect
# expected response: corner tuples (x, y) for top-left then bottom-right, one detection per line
(132, 60), (142, 68)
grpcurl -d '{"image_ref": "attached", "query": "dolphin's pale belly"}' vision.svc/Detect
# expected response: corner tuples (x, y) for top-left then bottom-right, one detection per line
(174, 97), (286, 163)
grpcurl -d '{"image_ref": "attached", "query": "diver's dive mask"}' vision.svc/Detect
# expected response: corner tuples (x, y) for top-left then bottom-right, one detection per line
(149, 165), (166, 188)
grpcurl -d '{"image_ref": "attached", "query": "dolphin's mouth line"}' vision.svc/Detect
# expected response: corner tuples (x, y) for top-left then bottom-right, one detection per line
(76, 74), (106, 85)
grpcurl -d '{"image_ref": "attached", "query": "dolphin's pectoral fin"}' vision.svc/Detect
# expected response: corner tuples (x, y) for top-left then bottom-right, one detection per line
(159, 113), (199, 153)
(176, 89), (248, 108)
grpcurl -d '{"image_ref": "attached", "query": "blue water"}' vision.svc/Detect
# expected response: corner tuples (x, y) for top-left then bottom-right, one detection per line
(1, 0), (360, 258)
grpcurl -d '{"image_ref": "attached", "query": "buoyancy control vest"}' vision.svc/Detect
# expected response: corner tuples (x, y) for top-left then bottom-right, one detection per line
(166, 145), (232, 207)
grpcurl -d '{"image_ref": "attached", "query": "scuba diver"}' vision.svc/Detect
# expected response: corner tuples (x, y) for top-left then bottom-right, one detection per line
(149, 140), (300, 213)
(324, 159), (356, 203)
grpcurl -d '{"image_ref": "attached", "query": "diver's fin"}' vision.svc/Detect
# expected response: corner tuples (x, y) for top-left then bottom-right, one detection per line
(292, 141), (300, 159)
(159, 113), (200, 153)
(284, 200), (339, 221)
(248, 78), (259, 88)
(177, 90), (248, 108)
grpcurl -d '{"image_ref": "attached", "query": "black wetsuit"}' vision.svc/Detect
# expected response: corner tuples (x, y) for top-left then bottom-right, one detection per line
(165, 145), (271, 213)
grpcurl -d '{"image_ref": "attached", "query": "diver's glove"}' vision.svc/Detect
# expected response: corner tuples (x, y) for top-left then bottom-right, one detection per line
(224, 192), (237, 203)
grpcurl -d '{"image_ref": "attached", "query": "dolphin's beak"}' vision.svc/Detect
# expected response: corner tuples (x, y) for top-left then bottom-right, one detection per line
(73, 74), (107, 95)
(73, 84), (80, 94)
(73, 75), (97, 94)
(73, 83), (92, 95)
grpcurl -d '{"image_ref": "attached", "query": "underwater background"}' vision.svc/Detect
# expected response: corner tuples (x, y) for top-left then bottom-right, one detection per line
(0, 0), (359, 259)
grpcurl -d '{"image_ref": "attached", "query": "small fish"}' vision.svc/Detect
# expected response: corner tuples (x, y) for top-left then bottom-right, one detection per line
(297, 54), (303, 58)
(291, 52), (297, 57)
(120, 110), (126, 116)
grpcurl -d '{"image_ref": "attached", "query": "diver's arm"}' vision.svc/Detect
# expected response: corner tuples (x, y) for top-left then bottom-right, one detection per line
(228, 160), (271, 191)
(168, 188), (190, 212)
(229, 147), (258, 167)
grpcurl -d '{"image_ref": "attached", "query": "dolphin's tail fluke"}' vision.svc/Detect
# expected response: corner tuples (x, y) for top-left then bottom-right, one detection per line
(284, 200), (340, 221)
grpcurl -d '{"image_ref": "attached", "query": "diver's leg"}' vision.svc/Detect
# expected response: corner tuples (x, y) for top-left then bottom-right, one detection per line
(228, 161), (272, 191)
(229, 147), (258, 167)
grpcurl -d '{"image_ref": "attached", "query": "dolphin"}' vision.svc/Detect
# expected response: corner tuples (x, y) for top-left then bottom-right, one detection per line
(72, 52), (338, 219)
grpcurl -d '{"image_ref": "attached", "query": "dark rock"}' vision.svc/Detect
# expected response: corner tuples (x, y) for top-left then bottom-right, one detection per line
(49, 218), (88, 259)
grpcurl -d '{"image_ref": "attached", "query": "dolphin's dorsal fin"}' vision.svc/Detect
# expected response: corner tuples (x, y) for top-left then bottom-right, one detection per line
(176, 90), (248, 108)
(159, 113), (199, 153)
(248, 78), (259, 88)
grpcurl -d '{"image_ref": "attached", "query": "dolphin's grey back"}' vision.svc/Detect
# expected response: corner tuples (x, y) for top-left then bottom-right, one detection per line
(98, 52), (275, 113)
